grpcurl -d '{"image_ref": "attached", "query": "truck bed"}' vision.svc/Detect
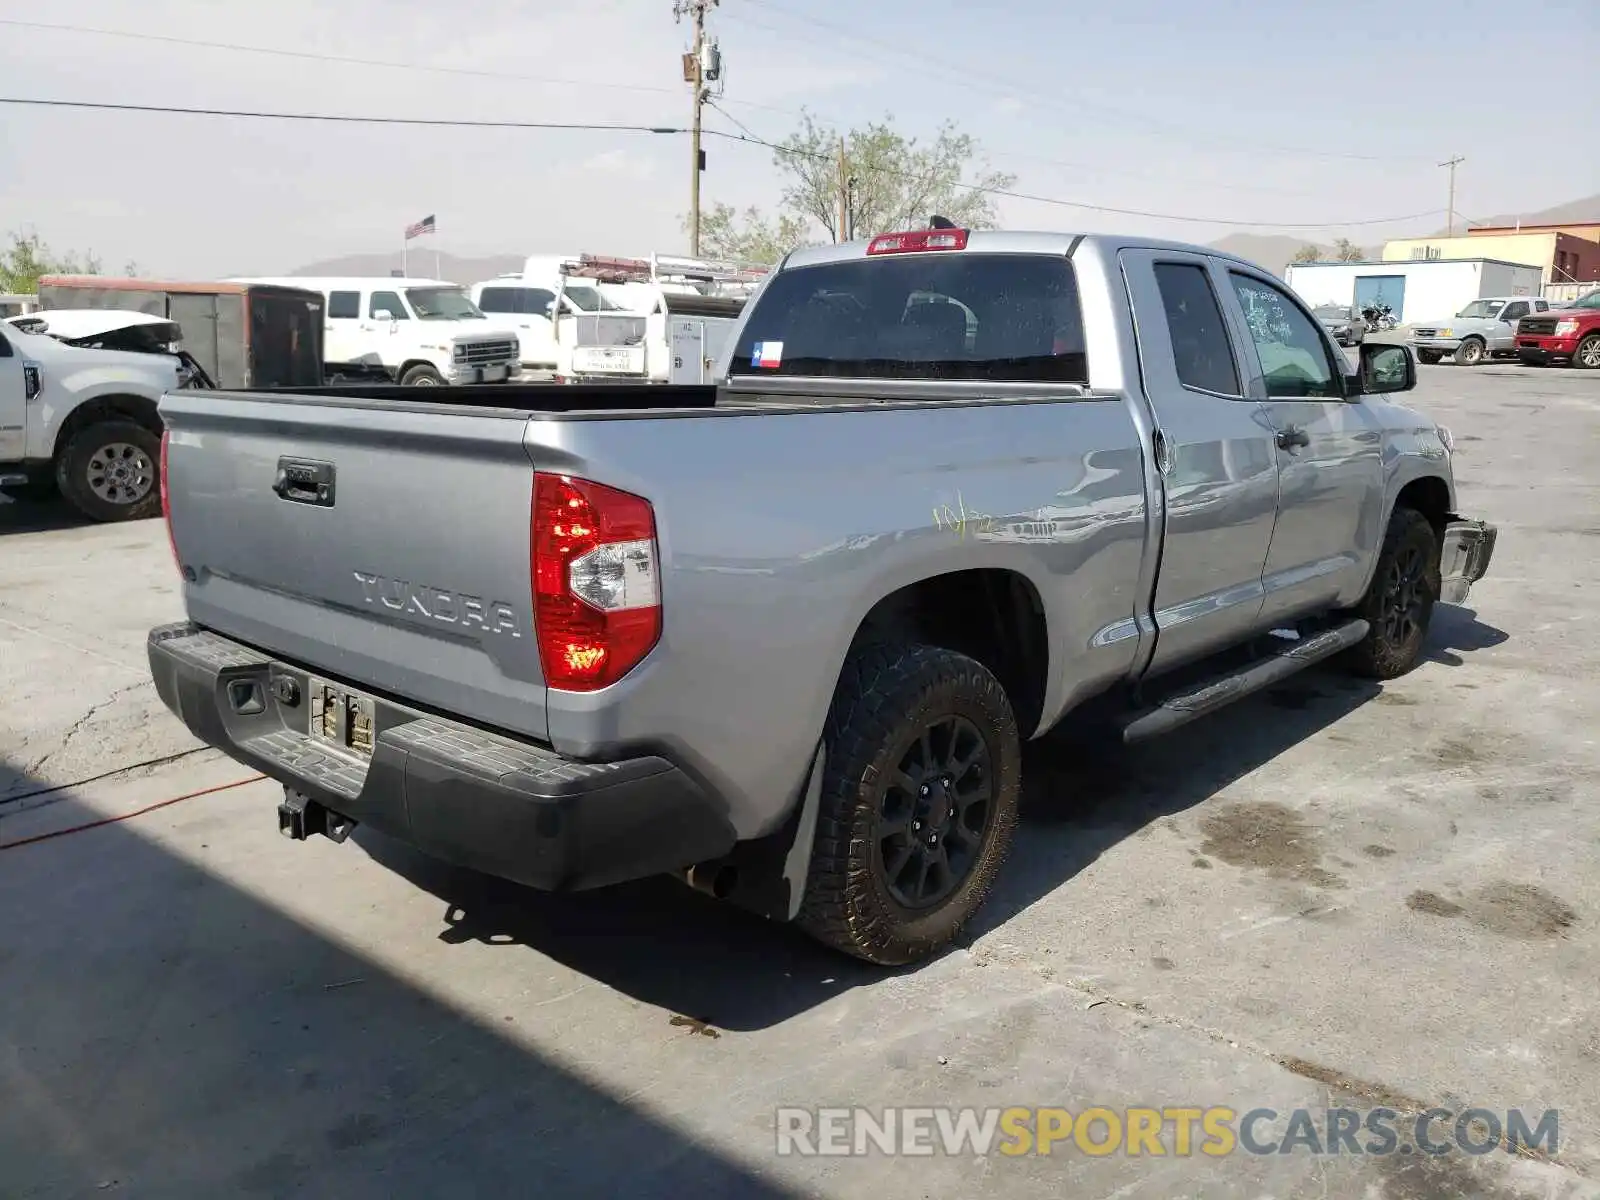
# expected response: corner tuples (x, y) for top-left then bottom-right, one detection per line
(158, 378), (1150, 835)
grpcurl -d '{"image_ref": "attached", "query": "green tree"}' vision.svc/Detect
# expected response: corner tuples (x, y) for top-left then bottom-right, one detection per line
(1334, 238), (1363, 262)
(689, 203), (813, 265)
(687, 112), (1015, 258)
(1291, 244), (1322, 264)
(0, 230), (102, 293)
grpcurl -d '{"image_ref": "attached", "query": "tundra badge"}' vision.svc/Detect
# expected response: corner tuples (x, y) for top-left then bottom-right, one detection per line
(352, 571), (523, 638)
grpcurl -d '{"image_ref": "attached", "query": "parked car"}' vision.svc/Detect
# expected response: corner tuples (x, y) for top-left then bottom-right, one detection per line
(1312, 303), (1364, 347)
(1515, 289), (1600, 368)
(1408, 296), (1555, 365)
(235, 276), (521, 386)
(1, 311), (200, 520)
(148, 229), (1496, 966)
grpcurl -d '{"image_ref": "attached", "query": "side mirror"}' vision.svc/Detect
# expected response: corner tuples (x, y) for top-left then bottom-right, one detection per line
(1356, 342), (1416, 395)
(373, 309), (395, 323)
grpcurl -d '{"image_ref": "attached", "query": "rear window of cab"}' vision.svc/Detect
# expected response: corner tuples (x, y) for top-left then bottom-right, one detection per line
(731, 252), (1087, 384)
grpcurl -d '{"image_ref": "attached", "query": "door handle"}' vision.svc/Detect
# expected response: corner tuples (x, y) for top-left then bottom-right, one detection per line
(1276, 426), (1310, 451)
(1153, 427), (1176, 475)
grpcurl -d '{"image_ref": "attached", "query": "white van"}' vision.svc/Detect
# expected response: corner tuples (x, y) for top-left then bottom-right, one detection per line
(236, 276), (520, 386)
(468, 269), (629, 376)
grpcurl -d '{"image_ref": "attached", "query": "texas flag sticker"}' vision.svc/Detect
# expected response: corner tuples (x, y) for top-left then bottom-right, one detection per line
(751, 340), (784, 369)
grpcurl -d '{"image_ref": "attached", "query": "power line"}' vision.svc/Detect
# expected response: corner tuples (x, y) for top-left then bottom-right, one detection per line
(0, 95), (1442, 231)
(703, 108), (1442, 231)
(730, 0), (1435, 167)
(3, 14), (1393, 202)
(0, 96), (687, 134)
(0, 16), (804, 119)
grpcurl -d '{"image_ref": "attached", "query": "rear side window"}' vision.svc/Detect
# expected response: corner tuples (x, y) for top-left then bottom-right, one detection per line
(1152, 263), (1240, 396)
(479, 287), (557, 315)
(477, 287), (515, 312)
(327, 290), (359, 319)
(1501, 301), (1529, 321)
(731, 252), (1087, 383)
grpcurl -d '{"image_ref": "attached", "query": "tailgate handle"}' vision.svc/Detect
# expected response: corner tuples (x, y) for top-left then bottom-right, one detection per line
(273, 457), (336, 507)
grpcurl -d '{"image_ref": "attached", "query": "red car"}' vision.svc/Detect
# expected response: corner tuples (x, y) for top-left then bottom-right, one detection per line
(1516, 289), (1600, 368)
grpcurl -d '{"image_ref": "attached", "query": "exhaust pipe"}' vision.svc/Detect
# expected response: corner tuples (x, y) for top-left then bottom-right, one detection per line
(277, 788), (357, 844)
(683, 860), (739, 900)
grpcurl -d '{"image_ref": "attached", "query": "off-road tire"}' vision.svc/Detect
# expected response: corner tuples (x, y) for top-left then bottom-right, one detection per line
(1417, 349), (1444, 365)
(796, 642), (1022, 966)
(1343, 507), (1440, 680)
(1456, 337), (1486, 366)
(400, 364), (445, 386)
(55, 420), (162, 523)
(1574, 334), (1600, 370)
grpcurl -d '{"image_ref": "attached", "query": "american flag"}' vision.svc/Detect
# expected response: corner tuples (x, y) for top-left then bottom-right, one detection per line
(404, 214), (436, 240)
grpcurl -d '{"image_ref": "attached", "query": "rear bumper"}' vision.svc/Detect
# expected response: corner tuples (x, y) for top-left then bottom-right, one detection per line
(146, 623), (735, 890)
(1439, 518), (1497, 605)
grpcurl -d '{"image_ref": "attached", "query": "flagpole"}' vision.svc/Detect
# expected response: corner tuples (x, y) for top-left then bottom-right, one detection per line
(434, 222), (440, 280)
(403, 226), (409, 278)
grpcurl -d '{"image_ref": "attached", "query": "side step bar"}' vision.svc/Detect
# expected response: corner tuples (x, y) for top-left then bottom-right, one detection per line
(1121, 619), (1369, 745)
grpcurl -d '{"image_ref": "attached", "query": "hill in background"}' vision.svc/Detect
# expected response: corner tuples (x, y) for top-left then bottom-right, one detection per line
(288, 194), (1600, 283)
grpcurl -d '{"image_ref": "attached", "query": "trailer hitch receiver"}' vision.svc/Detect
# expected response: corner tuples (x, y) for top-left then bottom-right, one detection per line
(277, 788), (357, 844)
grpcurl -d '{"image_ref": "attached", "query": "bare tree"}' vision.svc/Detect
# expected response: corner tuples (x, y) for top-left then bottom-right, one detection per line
(1334, 238), (1363, 262)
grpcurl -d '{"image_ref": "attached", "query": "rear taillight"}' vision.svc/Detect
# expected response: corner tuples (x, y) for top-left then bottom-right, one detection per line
(159, 429), (180, 573)
(867, 228), (969, 255)
(532, 473), (661, 692)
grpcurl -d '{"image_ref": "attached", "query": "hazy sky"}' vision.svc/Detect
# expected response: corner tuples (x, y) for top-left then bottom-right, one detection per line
(1, 0), (1595, 277)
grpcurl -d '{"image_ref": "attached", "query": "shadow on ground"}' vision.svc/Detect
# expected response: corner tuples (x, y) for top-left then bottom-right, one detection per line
(0, 493), (93, 536)
(0, 763), (807, 1199)
(358, 605), (1510, 1030)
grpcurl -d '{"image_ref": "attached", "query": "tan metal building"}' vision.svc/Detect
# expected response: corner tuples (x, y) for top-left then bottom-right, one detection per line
(1382, 224), (1600, 288)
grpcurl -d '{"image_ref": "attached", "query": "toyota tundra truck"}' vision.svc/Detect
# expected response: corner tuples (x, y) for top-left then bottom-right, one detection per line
(1516, 289), (1600, 368)
(147, 230), (1497, 966)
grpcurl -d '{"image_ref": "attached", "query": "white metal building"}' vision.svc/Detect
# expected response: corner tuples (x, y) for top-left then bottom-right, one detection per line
(1283, 258), (1544, 324)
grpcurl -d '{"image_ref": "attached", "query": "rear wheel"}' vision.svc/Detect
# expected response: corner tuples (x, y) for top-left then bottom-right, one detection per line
(1417, 349), (1444, 365)
(1456, 337), (1486, 366)
(55, 421), (162, 523)
(1574, 334), (1600, 370)
(1343, 507), (1440, 680)
(797, 643), (1021, 966)
(400, 364), (445, 386)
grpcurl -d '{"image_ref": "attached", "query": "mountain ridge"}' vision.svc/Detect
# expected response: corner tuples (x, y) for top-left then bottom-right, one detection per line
(283, 194), (1600, 283)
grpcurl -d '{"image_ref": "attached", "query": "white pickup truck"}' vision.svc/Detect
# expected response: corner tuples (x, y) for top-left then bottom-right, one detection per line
(238, 277), (522, 386)
(1, 310), (198, 520)
(551, 255), (765, 385)
(468, 273), (629, 377)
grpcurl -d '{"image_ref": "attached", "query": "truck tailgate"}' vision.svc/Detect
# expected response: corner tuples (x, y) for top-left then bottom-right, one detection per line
(161, 392), (550, 742)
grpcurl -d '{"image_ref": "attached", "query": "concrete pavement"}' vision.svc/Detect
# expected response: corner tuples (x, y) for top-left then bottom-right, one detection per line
(2, 365), (1597, 1199)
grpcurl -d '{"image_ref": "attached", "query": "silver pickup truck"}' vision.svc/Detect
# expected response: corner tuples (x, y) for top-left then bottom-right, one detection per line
(147, 229), (1497, 966)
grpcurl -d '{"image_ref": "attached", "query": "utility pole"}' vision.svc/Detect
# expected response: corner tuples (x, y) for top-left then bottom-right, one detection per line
(836, 136), (848, 243)
(1439, 155), (1465, 236)
(676, 0), (720, 257)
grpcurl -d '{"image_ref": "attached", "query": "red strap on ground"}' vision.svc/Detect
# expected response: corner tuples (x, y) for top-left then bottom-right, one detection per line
(0, 775), (265, 852)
